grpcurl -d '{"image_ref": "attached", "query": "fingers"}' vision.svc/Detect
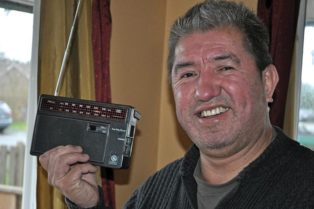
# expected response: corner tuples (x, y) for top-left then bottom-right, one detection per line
(50, 153), (89, 184)
(39, 145), (90, 185)
(55, 163), (98, 190)
(39, 145), (84, 170)
(53, 162), (99, 208)
(38, 145), (99, 207)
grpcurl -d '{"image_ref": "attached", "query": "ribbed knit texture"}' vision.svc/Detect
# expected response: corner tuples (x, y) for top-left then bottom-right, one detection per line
(68, 127), (314, 209)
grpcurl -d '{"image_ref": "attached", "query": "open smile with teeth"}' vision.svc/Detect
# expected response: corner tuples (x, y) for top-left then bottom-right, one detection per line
(200, 106), (229, 117)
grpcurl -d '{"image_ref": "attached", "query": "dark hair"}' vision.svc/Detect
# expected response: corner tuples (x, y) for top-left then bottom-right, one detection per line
(167, 0), (272, 81)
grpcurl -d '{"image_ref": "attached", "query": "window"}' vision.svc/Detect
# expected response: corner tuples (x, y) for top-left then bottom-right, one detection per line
(0, 0), (39, 209)
(297, 0), (314, 150)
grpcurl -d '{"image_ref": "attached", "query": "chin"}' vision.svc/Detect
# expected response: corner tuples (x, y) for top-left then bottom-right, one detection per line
(194, 137), (233, 151)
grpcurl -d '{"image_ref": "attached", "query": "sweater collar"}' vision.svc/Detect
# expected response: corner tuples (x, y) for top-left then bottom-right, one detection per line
(236, 126), (298, 181)
(180, 127), (297, 181)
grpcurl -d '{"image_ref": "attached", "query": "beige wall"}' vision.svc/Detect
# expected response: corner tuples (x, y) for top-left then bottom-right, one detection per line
(110, 0), (257, 208)
(110, 1), (166, 208)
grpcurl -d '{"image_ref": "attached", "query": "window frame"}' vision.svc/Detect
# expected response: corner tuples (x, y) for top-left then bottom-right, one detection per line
(20, 0), (41, 207)
(0, 0), (33, 13)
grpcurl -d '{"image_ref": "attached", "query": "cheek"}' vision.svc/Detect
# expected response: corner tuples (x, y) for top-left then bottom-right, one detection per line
(173, 83), (192, 103)
(221, 78), (246, 97)
(231, 79), (266, 109)
(173, 85), (194, 116)
(222, 78), (262, 109)
(173, 89), (185, 111)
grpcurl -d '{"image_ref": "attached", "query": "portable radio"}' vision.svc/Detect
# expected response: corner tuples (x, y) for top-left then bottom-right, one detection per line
(30, 94), (141, 168)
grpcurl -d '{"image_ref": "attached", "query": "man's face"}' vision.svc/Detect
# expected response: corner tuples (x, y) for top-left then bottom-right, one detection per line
(171, 27), (276, 156)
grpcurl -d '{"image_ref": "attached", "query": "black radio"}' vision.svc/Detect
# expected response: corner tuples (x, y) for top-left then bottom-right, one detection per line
(30, 94), (141, 168)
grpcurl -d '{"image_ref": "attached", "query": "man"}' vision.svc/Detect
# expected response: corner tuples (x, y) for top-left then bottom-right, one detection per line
(39, 0), (314, 208)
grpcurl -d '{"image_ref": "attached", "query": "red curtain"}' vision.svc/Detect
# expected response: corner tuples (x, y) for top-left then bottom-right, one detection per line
(92, 0), (115, 208)
(257, 0), (301, 128)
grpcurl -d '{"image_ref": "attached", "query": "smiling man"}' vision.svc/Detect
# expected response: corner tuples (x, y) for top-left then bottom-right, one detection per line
(171, 26), (278, 185)
(39, 1), (314, 209)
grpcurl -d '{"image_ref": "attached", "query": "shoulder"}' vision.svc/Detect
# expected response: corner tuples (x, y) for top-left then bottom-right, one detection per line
(290, 143), (314, 172)
(124, 145), (199, 208)
(142, 144), (199, 186)
(277, 128), (314, 163)
(123, 158), (184, 209)
(275, 127), (314, 178)
(143, 158), (184, 188)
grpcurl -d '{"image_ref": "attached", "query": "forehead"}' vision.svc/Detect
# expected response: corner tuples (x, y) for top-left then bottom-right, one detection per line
(174, 27), (247, 61)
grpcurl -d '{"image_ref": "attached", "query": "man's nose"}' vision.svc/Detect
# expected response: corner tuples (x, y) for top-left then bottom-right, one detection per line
(194, 71), (221, 101)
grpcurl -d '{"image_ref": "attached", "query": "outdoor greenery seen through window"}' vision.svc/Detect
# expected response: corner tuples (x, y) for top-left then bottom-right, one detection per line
(298, 25), (314, 150)
(0, 6), (33, 209)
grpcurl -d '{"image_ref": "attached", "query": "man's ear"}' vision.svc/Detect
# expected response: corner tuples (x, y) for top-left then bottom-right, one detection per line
(262, 64), (279, 103)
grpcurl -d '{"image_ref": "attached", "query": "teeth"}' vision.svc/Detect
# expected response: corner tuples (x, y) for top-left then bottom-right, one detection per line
(200, 107), (229, 117)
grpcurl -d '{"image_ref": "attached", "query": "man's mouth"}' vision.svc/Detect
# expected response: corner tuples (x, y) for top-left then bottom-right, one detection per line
(200, 106), (229, 118)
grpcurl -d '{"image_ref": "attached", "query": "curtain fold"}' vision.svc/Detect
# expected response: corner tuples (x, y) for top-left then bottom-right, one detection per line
(257, 0), (301, 128)
(91, 0), (115, 208)
(37, 1), (95, 208)
(92, 0), (112, 103)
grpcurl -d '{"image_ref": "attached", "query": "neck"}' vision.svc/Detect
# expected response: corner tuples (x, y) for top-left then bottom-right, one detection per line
(199, 126), (274, 185)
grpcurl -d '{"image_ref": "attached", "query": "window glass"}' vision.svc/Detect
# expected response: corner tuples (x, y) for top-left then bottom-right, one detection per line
(298, 21), (314, 150)
(0, 6), (33, 209)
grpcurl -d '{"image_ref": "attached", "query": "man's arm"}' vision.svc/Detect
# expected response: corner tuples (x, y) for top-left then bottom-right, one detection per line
(65, 186), (109, 209)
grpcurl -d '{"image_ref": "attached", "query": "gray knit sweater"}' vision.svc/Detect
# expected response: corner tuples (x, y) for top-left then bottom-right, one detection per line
(68, 127), (314, 209)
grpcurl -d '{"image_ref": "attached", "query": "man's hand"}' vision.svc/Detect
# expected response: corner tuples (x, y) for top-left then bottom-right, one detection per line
(39, 145), (99, 208)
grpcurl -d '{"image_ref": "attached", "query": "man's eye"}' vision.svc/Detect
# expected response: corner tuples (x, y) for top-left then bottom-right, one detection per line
(220, 66), (234, 71)
(180, 72), (196, 79)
